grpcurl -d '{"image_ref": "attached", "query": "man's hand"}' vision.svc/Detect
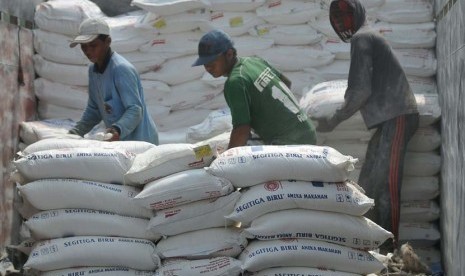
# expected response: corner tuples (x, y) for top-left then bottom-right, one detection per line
(316, 118), (337, 133)
(104, 127), (120, 141)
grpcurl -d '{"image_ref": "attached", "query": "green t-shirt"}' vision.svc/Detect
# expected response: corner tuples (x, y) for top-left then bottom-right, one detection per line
(224, 57), (316, 145)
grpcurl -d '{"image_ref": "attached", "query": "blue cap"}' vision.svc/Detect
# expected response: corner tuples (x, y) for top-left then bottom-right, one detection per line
(192, 29), (234, 66)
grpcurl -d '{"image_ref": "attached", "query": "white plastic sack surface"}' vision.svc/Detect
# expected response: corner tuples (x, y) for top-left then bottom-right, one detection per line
(156, 227), (247, 259)
(186, 109), (232, 143)
(249, 267), (361, 276)
(19, 119), (80, 145)
(373, 21), (436, 49)
(401, 176), (439, 201)
(136, 9), (209, 34)
(148, 191), (241, 236)
(124, 143), (215, 185)
(394, 48), (437, 77)
(399, 222), (441, 247)
(194, 132), (231, 157)
(34, 78), (88, 110)
(199, 11), (265, 37)
(407, 126), (441, 152)
(209, 0), (265, 12)
(38, 101), (84, 122)
(400, 200), (440, 223)
(249, 24), (323, 46)
(138, 31), (201, 59)
(24, 236), (159, 271)
(243, 209), (393, 250)
(321, 38), (351, 60)
(134, 169), (233, 210)
(206, 145), (357, 188)
(232, 35), (274, 57)
(404, 152), (441, 177)
(239, 239), (385, 274)
(21, 138), (155, 155)
(282, 70), (325, 97)
(34, 0), (105, 35)
(256, 0), (323, 25)
(41, 267), (154, 276)
(14, 148), (135, 184)
(131, 0), (210, 16)
(226, 180), (374, 225)
(257, 46), (335, 71)
(17, 179), (153, 218)
(33, 55), (88, 86)
(374, 0), (434, 24)
(140, 55), (205, 85)
(155, 109), (212, 132)
(25, 209), (160, 241)
(158, 257), (242, 276)
(158, 127), (189, 144)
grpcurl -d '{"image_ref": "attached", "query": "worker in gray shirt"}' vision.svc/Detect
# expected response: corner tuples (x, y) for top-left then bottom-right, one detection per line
(316, 0), (419, 253)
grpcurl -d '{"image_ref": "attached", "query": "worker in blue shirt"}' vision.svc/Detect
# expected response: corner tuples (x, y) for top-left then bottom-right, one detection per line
(68, 18), (158, 144)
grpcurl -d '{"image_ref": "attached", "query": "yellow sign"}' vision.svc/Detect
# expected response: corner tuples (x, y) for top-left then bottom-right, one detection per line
(194, 145), (213, 159)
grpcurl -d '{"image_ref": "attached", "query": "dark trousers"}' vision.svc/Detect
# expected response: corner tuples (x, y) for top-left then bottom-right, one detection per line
(358, 113), (419, 248)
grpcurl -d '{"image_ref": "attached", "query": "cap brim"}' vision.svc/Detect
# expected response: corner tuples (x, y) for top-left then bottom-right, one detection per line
(69, 34), (99, 48)
(192, 54), (221, 67)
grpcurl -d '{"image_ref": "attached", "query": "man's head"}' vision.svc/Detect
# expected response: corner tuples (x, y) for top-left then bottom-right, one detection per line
(329, 0), (366, 42)
(192, 29), (236, 78)
(70, 18), (111, 63)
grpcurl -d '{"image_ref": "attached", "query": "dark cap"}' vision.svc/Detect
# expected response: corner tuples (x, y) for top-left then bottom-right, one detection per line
(192, 29), (234, 66)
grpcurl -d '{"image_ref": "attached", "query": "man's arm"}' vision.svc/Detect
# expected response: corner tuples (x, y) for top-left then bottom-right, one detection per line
(228, 124), (251, 149)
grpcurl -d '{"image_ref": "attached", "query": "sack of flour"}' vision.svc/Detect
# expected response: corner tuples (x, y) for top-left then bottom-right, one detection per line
(206, 145), (357, 188)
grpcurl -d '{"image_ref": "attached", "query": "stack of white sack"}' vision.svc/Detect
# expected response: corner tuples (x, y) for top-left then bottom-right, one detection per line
(205, 144), (388, 275)
(121, 141), (242, 275)
(300, 80), (441, 262)
(10, 140), (161, 275)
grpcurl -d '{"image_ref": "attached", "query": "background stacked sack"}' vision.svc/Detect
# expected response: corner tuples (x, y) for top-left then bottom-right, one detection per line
(20, 0), (442, 272)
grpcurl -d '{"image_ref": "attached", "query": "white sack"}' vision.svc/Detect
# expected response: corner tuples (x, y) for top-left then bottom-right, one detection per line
(316, 60), (351, 80)
(199, 11), (265, 37)
(159, 80), (223, 111)
(399, 222), (441, 247)
(156, 227), (247, 259)
(148, 191), (241, 236)
(138, 31), (201, 59)
(257, 46), (335, 71)
(158, 127), (189, 144)
(14, 148), (134, 184)
(239, 239), (385, 274)
(131, 0), (210, 16)
(232, 35), (274, 57)
(104, 14), (155, 53)
(394, 48), (437, 77)
(19, 119), (78, 145)
(34, 0), (105, 35)
(124, 143), (214, 185)
(33, 55), (88, 86)
(34, 78), (88, 110)
(24, 236), (159, 271)
(373, 21), (436, 49)
(17, 179), (153, 218)
(209, 0), (265, 12)
(140, 55), (204, 85)
(408, 76), (438, 94)
(404, 151), (441, 177)
(186, 109), (232, 143)
(256, 0), (322, 25)
(134, 169), (233, 210)
(226, 180), (374, 225)
(243, 209), (393, 250)
(194, 132), (231, 157)
(206, 145), (357, 188)
(38, 101), (84, 122)
(33, 29), (89, 65)
(249, 266), (361, 276)
(375, 0), (434, 24)
(22, 138), (155, 155)
(25, 209), (160, 241)
(142, 80), (172, 103)
(401, 176), (439, 201)
(324, 142), (368, 162)
(407, 126), (441, 152)
(282, 70), (325, 97)
(136, 9), (208, 34)
(42, 267), (154, 276)
(320, 38), (351, 60)
(400, 200), (440, 223)
(155, 108), (213, 132)
(158, 257), (242, 276)
(249, 24), (323, 46)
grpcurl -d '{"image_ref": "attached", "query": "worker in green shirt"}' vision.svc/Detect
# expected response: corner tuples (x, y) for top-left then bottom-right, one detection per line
(192, 29), (317, 149)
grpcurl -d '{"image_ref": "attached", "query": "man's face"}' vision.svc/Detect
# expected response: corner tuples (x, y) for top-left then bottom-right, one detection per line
(204, 53), (228, 78)
(80, 37), (110, 63)
(330, 0), (356, 42)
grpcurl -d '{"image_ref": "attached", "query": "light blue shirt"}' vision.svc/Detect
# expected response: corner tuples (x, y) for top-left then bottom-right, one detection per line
(73, 52), (159, 144)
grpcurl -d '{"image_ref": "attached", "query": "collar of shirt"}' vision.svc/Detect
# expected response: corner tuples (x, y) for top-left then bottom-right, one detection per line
(93, 48), (113, 74)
